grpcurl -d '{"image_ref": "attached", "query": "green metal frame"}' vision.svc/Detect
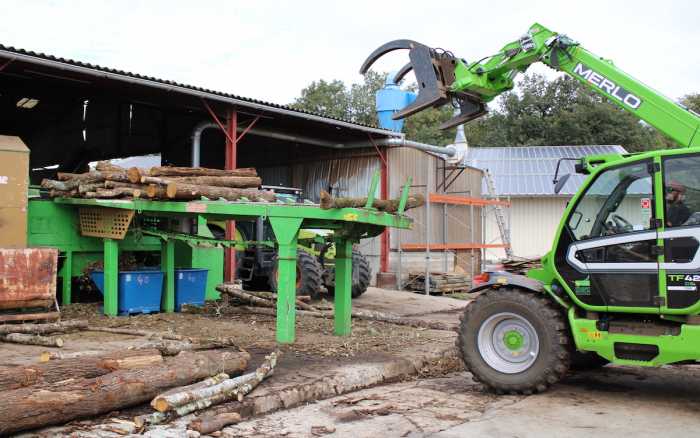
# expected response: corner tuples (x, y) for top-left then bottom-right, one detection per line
(40, 183), (412, 343)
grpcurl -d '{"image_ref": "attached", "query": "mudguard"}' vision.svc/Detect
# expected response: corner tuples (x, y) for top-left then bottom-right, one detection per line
(470, 271), (545, 294)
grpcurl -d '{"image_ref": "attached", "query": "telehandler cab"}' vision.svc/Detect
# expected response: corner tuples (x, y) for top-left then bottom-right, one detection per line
(361, 23), (700, 393)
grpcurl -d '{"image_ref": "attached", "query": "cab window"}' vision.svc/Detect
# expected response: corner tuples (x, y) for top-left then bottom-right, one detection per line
(567, 161), (654, 241)
(663, 155), (700, 228)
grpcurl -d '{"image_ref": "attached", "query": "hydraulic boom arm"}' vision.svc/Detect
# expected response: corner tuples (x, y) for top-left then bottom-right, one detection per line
(360, 23), (700, 147)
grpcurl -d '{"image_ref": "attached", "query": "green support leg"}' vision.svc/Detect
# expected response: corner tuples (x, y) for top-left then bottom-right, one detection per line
(161, 238), (175, 313)
(103, 238), (119, 316)
(61, 251), (72, 305)
(269, 217), (303, 344)
(334, 238), (353, 336)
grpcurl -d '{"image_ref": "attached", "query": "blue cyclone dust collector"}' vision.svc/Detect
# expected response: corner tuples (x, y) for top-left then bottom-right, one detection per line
(375, 76), (416, 132)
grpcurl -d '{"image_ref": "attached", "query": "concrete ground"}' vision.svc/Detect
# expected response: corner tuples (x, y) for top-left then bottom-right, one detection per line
(225, 365), (700, 438)
(11, 288), (700, 437)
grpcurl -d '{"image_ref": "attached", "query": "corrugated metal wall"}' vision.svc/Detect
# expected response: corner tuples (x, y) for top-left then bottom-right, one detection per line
(386, 147), (484, 281)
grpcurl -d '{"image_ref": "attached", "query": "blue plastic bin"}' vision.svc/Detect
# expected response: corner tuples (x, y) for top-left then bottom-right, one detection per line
(174, 268), (208, 311)
(90, 270), (164, 315)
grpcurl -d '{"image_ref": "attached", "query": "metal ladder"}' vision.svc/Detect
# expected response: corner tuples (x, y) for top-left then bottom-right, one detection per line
(484, 169), (514, 259)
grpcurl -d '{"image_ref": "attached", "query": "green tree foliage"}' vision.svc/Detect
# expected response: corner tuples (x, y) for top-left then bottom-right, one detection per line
(463, 74), (674, 151)
(680, 93), (700, 113)
(291, 71), (385, 125)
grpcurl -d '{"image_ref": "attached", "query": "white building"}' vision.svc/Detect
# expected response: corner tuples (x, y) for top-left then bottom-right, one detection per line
(465, 145), (627, 260)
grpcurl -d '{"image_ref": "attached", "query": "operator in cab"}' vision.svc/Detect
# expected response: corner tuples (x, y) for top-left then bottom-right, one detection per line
(666, 181), (691, 227)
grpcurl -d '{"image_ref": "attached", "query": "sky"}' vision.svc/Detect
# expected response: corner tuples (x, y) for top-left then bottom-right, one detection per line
(1, 0), (699, 108)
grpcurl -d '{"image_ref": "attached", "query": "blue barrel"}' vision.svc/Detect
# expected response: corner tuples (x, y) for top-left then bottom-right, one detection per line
(90, 270), (164, 315)
(174, 268), (209, 311)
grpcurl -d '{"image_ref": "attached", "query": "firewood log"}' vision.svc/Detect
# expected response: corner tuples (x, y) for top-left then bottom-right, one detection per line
(166, 183), (275, 202)
(319, 190), (424, 212)
(188, 413), (242, 434)
(141, 175), (261, 188)
(149, 166), (257, 178)
(0, 333), (64, 347)
(0, 350), (250, 435)
(0, 349), (162, 390)
(0, 320), (87, 335)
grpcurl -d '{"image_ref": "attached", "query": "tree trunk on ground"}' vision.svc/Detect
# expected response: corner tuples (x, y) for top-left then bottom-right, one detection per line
(0, 349), (162, 391)
(153, 373), (230, 405)
(216, 285), (276, 308)
(0, 320), (87, 335)
(319, 190), (424, 212)
(166, 183), (275, 202)
(188, 413), (242, 434)
(0, 312), (60, 323)
(40, 350), (105, 362)
(0, 350), (250, 435)
(0, 333), (64, 347)
(149, 166), (258, 178)
(237, 305), (457, 331)
(133, 340), (240, 356)
(138, 351), (277, 427)
(86, 326), (238, 347)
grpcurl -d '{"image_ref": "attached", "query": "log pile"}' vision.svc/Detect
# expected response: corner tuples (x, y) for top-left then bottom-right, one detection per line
(0, 349), (250, 435)
(406, 271), (472, 294)
(42, 161), (275, 202)
(0, 319), (88, 348)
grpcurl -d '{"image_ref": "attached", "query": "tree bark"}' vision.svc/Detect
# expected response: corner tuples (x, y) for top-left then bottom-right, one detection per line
(217, 285), (319, 312)
(83, 187), (141, 199)
(104, 181), (148, 191)
(0, 349), (162, 391)
(319, 190), (424, 212)
(150, 166), (258, 178)
(145, 183), (169, 199)
(48, 189), (78, 198)
(78, 182), (105, 194)
(0, 350), (250, 435)
(0, 320), (87, 335)
(166, 183), (275, 202)
(152, 372), (230, 408)
(56, 171), (130, 184)
(86, 326), (238, 347)
(0, 333), (64, 347)
(139, 351), (277, 427)
(141, 175), (261, 188)
(95, 161), (125, 172)
(133, 339), (240, 356)
(188, 413), (242, 434)
(41, 179), (79, 191)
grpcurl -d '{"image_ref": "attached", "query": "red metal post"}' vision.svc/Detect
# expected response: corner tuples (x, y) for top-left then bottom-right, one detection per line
(380, 146), (389, 273)
(224, 109), (237, 282)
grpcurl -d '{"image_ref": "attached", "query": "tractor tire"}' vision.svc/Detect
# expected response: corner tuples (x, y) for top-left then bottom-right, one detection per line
(325, 250), (372, 298)
(457, 288), (571, 394)
(569, 351), (609, 370)
(269, 250), (323, 300)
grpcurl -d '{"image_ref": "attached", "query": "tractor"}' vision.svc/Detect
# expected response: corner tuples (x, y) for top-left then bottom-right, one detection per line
(208, 186), (371, 300)
(361, 23), (700, 393)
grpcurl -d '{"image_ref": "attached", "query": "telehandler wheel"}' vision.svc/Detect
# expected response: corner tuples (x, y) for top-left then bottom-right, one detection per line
(457, 288), (571, 394)
(325, 250), (372, 298)
(269, 250), (323, 300)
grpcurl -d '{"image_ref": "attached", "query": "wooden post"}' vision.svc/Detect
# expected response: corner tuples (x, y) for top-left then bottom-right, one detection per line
(103, 239), (119, 316)
(269, 217), (302, 344)
(334, 238), (353, 336)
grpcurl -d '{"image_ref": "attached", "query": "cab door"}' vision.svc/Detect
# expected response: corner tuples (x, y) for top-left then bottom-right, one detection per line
(554, 159), (660, 311)
(659, 153), (700, 312)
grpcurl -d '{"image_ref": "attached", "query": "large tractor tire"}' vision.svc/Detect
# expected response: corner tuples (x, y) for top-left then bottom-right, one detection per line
(269, 250), (323, 300)
(457, 288), (571, 394)
(325, 250), (372, 299)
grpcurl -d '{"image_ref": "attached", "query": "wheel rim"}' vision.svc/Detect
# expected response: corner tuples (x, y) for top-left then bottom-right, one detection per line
(477, 312), (539, 374)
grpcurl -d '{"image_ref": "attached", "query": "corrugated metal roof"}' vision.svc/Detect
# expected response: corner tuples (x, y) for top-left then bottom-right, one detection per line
(0, 43), (396, 137)
(464, 145), (628, 197)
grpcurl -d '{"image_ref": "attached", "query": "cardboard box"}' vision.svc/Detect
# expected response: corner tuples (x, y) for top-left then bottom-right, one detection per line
(0, 136), (29, 247)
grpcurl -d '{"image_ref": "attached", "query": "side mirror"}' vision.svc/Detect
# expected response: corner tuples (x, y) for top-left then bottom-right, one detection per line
(554, 173), (571, 194)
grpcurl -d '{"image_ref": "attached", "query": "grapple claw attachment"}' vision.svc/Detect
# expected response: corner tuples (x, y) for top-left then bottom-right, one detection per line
(360, 39), (488, 127)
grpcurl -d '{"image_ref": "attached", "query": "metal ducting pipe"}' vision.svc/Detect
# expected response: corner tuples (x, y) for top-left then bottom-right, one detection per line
(191, 121), (218, 167)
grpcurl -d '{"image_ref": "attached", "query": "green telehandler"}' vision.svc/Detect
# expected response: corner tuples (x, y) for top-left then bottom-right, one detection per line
(361, 23), (700, 393)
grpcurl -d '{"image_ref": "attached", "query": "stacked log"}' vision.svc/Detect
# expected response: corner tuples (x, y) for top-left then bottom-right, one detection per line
(319, 190), (425, 212)
(43, 163), (274, 202)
